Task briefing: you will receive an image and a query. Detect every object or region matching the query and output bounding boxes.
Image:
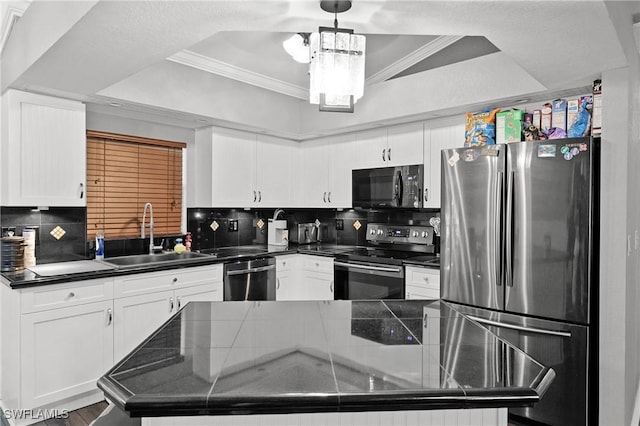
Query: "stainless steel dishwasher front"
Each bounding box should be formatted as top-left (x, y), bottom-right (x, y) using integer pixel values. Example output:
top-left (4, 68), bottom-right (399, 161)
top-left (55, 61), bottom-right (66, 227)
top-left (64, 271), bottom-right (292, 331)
top-left (223, 257), bottom-right (276, 301)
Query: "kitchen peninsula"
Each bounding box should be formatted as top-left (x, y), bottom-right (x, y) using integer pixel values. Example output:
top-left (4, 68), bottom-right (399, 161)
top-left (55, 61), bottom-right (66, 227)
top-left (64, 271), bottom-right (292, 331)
top-left (97, 300), bottom-right (554, 426)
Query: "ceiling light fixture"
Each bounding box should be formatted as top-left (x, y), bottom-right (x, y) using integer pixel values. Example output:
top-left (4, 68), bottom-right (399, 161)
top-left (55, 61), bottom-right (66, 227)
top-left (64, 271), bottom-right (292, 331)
top-left (283, 33), bottom-right (310, 63)
top-left (310, 0), bottom-right (365, 113)
top-left (283, 0), bottom-right (365, 113)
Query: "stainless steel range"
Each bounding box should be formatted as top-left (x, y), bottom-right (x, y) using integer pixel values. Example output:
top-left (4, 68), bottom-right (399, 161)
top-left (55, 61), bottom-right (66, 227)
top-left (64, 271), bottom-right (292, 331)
top-left (334, 223), bottom-right (436, 300)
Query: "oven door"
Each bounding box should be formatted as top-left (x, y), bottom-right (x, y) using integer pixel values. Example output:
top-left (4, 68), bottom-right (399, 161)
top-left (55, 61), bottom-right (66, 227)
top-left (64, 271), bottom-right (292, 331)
top-left (334, 261), bottom-right (405, 300)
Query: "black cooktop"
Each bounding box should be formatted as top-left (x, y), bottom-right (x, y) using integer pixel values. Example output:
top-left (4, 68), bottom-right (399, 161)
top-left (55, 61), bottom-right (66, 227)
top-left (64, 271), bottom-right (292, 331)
top-left (336, 247), bottom-right (438, 266)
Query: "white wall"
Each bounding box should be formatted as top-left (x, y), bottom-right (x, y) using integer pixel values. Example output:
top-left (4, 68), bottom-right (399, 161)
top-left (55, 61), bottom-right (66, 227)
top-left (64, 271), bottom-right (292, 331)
top-left (598, 2), bottom-right (640, 424)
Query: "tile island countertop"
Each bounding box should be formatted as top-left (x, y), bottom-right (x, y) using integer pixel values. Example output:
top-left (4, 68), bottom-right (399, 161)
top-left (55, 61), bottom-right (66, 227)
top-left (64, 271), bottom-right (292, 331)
top-left (97, 300), bottom-right (554, 421)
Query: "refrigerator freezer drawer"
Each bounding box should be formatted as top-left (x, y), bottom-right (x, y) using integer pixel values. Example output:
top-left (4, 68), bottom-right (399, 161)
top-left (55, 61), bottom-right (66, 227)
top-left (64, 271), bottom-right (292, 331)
top-left (452, 303), bottom-right (591, 426)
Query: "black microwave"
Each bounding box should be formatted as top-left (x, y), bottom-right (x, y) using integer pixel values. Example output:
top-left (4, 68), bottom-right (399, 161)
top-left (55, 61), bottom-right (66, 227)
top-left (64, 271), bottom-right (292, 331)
top-left (352, 165), bottom-right (423, 209)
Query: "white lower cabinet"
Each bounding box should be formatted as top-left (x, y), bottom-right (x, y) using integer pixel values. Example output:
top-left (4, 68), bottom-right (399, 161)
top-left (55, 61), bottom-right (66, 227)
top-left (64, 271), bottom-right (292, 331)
top-left (20, 300), bottom-right (114, 409)
top-left (113, 265), bottom-right (223, 360)
top-left (275, 255), bottom-right (301, 301)
top-left (299, 255), bottom-right (334, 301)
top-left (405, 266), bottom-right (440, 300)
top-left (1, 264), bottom-right (223, 425)
top-left (276, 254), bottom-right (334, 301)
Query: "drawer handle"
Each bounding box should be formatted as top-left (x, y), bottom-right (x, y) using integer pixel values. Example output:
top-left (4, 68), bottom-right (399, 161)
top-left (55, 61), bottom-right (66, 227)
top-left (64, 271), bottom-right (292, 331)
top-left (283, 261), bottom-right (287, 267)
top-left (106, 308), bottom-right (113, 326)
top-left (172, 277), bottom-right (178, 283)
top-left (315, 262), bottom-right (319, 267)
top-left (277, 278), bottom-right (280, 290)
top-left (68, 292), bottom-right (75, 298)
top-left (424, 277), bottom-right (429, 283)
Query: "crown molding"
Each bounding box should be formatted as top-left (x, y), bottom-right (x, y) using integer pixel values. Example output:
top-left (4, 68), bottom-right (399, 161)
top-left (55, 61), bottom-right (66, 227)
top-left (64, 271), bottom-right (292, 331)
top-left (366, 35), bottom-right (464, 85)
top-left (1, 2), bottom-right (30, 54)
top-left (167, 50), bottom-right (309, 101)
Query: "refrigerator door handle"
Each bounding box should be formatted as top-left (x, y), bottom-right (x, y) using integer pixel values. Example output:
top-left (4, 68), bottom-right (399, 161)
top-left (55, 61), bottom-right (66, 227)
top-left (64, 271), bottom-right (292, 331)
top-left (496, 171), bottom-right (504, 287)
top-left (505, 171), bottom-right (515, 287)
top-left (467, 315), bottom-right (572, 338)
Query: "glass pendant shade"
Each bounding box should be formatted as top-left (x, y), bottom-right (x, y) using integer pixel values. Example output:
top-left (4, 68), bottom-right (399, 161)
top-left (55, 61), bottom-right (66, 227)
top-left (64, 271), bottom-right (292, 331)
top-left (309, 28), bottom-right (366, 111)
top-left (282, 33), bottom-right (309, 63)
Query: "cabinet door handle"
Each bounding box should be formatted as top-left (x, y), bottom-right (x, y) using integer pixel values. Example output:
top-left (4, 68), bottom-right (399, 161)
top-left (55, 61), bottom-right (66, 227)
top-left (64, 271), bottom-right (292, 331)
top-left (258, 191), bottom-right (262, 202)
top-left (424, 276), bottom-right (429, 283)
top-left (177, 296), bottom-right (181, 310)
top-left (387, 148), bottom-right (391, 162)
top-left (327, 192), bottom-right (331, 203)
top-left (79, 183), bottom-right (84, 199)
top-left (253, 190), bottom-right (257, 202)
top-left (423, 313), bottom-right (428, 329)
top-left (382, 148), bottom-right (386, 161)
top-left (323, 191), bottom-right (327, 203)
top-left (330, 280), bottom-right (334, 293)
top-left (68, 292), bottom-right (75, 298)
top-left (424, 188), bottom-right (428, 202)
top-left (277, 278), bottom-right (280, 290)
top-left (169, 297), bottom-right (174, 312)
top-left (106, 308), bottom-right (113, 326)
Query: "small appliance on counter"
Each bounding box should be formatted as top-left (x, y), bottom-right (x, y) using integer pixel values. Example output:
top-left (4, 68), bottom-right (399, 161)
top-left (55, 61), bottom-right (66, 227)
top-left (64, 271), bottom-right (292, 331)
top-left (267, 209), bottom-right (288, 247)
top-left (267, 220), bottom-right (288, 246)
top-left (289, 222), bottom-right (324, 244)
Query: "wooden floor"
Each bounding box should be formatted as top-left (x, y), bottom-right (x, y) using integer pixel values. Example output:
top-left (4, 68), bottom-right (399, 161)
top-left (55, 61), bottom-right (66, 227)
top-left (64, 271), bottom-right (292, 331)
top-left (31, 401), bottom-right (108, 426)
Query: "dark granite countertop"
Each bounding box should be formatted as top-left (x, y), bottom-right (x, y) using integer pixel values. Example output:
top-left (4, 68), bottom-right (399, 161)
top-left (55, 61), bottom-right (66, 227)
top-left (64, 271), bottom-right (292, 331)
top-left (97, 300), bottom-right (554, 417)
top-left (1, 244), bottom-right (438, 289)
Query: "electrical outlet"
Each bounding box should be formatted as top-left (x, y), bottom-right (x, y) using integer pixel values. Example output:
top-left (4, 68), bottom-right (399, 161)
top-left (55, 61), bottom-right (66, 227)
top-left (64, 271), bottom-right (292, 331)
top-left (228, 220), bottom-right (238, 232)
top-left (335, 219), bottom-right (344, 231)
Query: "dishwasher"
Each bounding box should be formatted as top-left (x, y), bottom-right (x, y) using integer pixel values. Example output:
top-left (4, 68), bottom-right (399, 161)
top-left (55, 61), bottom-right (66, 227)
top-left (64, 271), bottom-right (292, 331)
top-left (223, 257), bottom-right (276, 301)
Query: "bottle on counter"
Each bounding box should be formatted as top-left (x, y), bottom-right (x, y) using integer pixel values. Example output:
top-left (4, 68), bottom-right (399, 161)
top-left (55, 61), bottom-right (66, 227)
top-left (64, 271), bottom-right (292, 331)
top-left (174, 238), bottom-right (186, 253)
top-left (95, 233), bottom-right (105, 260)
top-left (185, 232), bottom-right (192, 252)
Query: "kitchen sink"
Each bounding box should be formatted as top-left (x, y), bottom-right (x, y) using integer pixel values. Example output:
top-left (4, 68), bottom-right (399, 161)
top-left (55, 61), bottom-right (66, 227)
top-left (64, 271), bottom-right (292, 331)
top-left (102, 251), bottom-right (210, 269)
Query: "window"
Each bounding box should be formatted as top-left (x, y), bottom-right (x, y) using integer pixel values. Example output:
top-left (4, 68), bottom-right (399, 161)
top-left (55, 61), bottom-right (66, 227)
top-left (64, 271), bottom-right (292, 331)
top-left (86, 130), bottom-right (185, 240)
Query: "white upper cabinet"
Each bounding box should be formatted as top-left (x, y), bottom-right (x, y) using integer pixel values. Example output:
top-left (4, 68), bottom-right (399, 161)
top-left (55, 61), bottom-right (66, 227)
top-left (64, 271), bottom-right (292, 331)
top-left (256, 134), bottom-right (294, 207)
top-left (208, 127), bottom-right (295, 208)
top-left (354, 122), bottom-right (423, 169)
top-left (386, 122), bottom-right (424, 166)
top-left (297, 133), bottom-right (355, 208)
top-left (423, 123), bottom-right (465, 208)
top-left (1, 90), bottom-right (86, 206)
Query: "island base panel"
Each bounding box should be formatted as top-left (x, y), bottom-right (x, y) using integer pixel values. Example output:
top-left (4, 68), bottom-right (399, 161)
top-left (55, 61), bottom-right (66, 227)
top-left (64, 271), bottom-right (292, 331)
top-left (141, 408), bottom-right (508, 426)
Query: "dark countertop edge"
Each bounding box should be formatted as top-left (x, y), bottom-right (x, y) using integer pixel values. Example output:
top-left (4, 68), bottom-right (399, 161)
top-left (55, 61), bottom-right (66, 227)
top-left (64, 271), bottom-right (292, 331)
top-left (108, 389), bottom-right (540, 418)
top-left (3, 245), bottom-right (440, 289)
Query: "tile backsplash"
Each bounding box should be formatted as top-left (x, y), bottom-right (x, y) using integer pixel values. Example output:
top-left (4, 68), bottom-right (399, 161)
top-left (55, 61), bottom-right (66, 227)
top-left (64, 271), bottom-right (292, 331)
top-left (1, 207), bottom-right (87, 263)
top-left (1, 206), bottom-right (440, 264)
top-left (187, 208), bottom-right (440, 251)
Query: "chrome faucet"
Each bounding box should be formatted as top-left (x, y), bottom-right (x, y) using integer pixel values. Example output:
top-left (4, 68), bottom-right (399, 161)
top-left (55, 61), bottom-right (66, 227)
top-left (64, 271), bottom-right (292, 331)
top-left (141, 203), bottom-right (161, 254)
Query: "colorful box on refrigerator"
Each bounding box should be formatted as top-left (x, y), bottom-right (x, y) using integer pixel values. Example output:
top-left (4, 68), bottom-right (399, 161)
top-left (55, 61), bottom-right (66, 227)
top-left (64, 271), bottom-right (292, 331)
top-left (496, 109), bottom-right (524, 143)
top-left (551, 99), bottom-right (568, 131)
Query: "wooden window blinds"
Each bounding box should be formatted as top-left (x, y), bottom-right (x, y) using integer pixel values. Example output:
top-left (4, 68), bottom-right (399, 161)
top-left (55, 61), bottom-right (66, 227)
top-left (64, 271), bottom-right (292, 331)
top-left (86, 130), bottom-right (186, 240)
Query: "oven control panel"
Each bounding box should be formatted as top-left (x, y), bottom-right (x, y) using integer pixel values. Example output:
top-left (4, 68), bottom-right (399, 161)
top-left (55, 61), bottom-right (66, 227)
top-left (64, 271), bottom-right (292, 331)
top-left (366, 224), bottom-right (434, 245)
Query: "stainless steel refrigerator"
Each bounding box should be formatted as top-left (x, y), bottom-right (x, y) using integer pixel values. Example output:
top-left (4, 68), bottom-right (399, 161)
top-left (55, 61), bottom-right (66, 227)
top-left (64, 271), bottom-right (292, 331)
top-left (441, 137), bottom-right (598, 426)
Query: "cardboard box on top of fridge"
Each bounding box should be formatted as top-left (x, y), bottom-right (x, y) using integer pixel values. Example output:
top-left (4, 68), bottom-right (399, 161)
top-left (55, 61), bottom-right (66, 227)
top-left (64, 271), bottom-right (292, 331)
top-left (496, 109), bottom-right (524, 144)
top-left (551, 99), bottom-right (568, 131)
top-left (540, 103), bottom-right (552, 134)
